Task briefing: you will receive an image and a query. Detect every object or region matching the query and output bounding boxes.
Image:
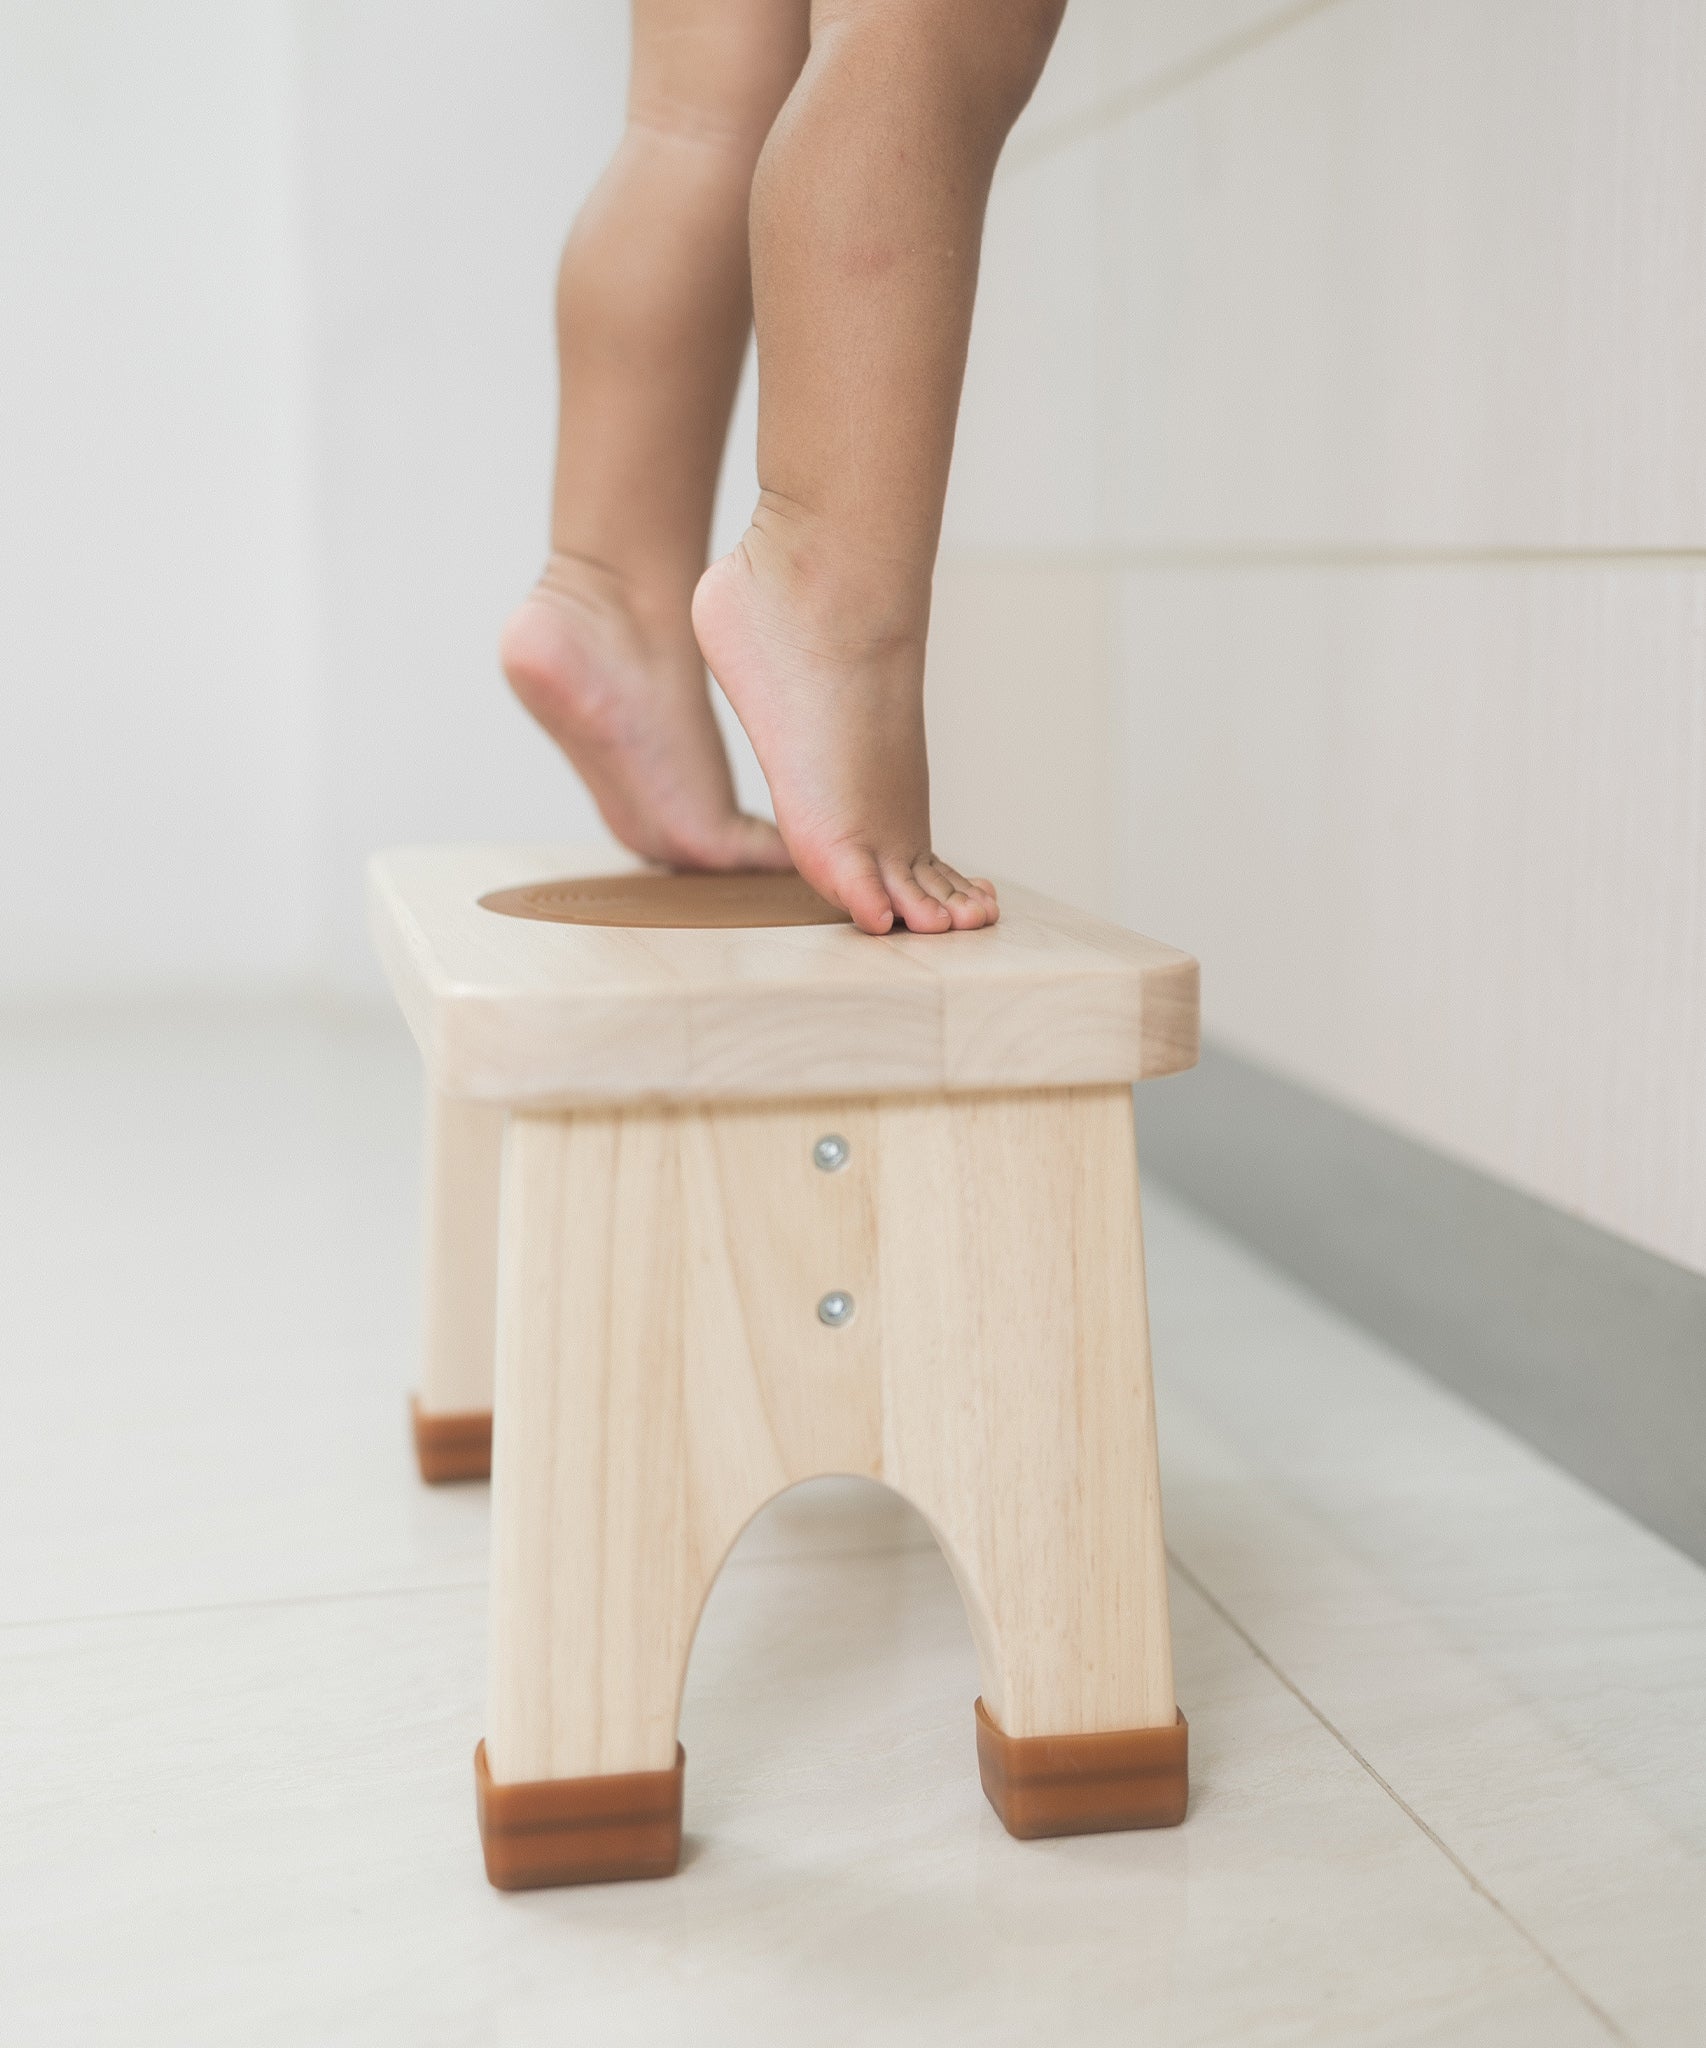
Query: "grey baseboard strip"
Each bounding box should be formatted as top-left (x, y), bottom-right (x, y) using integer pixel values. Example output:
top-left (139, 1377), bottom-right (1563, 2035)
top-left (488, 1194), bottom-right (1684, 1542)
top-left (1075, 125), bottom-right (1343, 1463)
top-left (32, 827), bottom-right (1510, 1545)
top-left (1134, 1044), bottom-right (1706, 1567)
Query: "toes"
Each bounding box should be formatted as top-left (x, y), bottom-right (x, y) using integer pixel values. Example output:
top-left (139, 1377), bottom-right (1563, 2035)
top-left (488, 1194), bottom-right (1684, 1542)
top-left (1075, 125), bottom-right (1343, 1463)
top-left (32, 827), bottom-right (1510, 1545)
top-left (881, 857), bottom-right (953, 934)
top-left (912, 859), bottom-right (957, 908)
top-left (967, 883), bottom-right (998, 927)
top-left (782, 844), bottom-right (997, 937)
top-left (951, 864), bottom-right (1000, 927)
top-left (919, 857), bottom-right (995, 931)
top-left (940, 862), bottom-right (995, 904)
top-left (935, 859), bottom-right (998, 907)
top-left (827, 849), bottom-right (898, 936)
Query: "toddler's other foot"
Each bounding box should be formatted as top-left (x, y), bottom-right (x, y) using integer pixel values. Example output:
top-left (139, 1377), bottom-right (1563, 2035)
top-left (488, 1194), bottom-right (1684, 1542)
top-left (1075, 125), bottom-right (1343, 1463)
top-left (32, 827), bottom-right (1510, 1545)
top-left (501, 553), bottom-right (790, 872)
top-left (691, 516), bottom-right (998, 936)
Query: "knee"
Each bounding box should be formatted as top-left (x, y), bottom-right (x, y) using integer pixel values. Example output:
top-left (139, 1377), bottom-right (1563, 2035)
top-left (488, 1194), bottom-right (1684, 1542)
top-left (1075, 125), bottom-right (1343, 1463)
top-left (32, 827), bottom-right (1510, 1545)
top-left (627, 16), bottom-right (807, 169)
top-left (625, 87), bottom-right (783, 172)
top-left (838, 0), bottom-right (1067, 140)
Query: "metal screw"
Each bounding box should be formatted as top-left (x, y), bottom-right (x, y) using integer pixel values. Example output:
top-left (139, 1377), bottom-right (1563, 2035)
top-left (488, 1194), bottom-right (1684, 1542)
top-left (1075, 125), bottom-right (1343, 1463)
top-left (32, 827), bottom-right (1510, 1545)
top-left (813, 1133), bottom-right (850, 1173)
top-left (817, 1290), bottom-right (855, 1328)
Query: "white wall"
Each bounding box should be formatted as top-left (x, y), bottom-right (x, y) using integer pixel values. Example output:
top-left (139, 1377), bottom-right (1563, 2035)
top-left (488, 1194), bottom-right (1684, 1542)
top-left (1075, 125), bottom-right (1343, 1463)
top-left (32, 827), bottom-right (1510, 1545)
top-left (0, 1), bottom-right (318, 993)
top-left (291, 0), bottom-right (622, 988)
top-left (930, 0), bottom-right (1706, 1276)
top-left (0, 2), bottom-right (762, 996)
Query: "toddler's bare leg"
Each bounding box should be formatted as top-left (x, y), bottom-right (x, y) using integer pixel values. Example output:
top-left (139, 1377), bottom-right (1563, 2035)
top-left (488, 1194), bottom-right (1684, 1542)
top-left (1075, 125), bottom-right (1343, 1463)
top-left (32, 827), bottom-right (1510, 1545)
top-left (503, 0), bottom-right (808, 870)
top-left (694, 0), bottom-right (1065, 932)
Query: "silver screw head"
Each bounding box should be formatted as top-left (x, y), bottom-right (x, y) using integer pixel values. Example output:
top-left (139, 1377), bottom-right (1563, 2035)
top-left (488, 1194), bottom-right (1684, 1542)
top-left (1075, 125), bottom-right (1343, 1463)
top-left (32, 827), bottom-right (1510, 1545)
top-left (813, 1133), bottom-right (850, 1173)
top-left (817, 1290), bottom-right (855, 1328)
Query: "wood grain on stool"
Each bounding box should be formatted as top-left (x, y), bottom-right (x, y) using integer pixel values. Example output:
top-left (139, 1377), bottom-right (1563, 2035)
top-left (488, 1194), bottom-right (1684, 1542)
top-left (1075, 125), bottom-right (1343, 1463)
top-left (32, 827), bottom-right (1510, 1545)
top-left (368, 844), bottom-right (1198, 1109)
top-left (485, 1085), bottom-right (1174, 1784)
top-left (413, 1090), bottom-right (504, 1479)
top-left (367, 843), bottom-right (1198, 1883)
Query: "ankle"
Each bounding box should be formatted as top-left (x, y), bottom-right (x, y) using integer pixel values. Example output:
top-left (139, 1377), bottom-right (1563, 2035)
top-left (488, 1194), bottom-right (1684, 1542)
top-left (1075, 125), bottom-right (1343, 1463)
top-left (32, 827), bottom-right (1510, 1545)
top-left (737, 493), bottom-right (932, 658)
top-left (534, 548), bottom-right (628, 616)
top-left (533, 548), bottom-right (698, 660)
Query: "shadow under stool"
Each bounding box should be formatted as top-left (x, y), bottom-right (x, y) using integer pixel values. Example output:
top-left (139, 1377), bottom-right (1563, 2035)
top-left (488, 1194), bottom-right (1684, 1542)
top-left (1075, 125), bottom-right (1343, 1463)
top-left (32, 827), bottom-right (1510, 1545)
top-left (369, 846), bottom-right (1200, 1888)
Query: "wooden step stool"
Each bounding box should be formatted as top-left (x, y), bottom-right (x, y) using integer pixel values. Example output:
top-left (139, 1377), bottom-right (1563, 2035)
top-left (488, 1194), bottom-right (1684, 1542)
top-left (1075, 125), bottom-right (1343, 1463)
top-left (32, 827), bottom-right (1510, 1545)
top-left (369, 845), bottom-right (1200, 1888)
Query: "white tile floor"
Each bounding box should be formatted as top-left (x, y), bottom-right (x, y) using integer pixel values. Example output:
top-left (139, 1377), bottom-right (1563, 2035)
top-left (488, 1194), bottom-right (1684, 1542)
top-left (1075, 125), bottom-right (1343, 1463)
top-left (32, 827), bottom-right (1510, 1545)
top-left (2, 1007), bottom-right (1702, 2046)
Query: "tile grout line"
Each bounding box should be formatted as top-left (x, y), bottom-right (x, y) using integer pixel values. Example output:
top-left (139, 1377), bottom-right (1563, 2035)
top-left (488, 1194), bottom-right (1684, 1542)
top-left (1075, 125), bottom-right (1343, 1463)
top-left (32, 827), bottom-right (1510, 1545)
top-left (1004, 0), bottom-right (1357, 172)
top-left (1167, 1550), bottom-right (1634, 2047)
top-left (0, 1538), bottom-right (938, 1638)
top-left (940, 544), bottom-right (1706, 573)
top-left (0, 1576), bottom-right (491, 1637)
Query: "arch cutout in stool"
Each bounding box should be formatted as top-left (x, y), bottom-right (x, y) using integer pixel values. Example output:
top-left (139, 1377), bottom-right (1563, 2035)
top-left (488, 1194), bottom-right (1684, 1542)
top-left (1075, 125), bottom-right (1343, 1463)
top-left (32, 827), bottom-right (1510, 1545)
top-left (475, 1464), bottom-right (1188, 1890)
top-left (474, 1088), bottom-right (1184, 1886)
top-left (479, 868), bottom-right (852, 930)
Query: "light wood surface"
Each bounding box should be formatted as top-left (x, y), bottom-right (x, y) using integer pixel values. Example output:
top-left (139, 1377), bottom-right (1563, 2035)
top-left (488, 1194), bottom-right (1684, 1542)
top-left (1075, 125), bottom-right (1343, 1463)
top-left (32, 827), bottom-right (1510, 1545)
top-left (368, 844), bottom-right (1198, 1109)
top-left (418, 1090), bottom-right (505, 1417)
top-left (485, 1083), bottom-right (1175, 1783)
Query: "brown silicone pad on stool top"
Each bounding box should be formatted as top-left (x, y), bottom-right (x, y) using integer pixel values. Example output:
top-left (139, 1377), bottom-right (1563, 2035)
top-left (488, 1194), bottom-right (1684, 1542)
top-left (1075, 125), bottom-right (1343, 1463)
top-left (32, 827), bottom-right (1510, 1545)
top-left (974, 1698), bottom-right (1188, 1838)
top-left (479, 869), bottom-right (851, 930)
top-left (474, 1740), bottom-right (685, 1890)
top-left (410, 1399), bottom-right (492, 1484)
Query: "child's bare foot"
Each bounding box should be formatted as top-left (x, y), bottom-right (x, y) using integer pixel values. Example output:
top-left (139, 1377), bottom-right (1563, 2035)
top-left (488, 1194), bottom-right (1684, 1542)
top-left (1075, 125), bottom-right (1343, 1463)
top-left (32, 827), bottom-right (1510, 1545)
top-left (691, 511), bottom-right (998, 936)
top-left (501, 552), bottom-right (790, 872)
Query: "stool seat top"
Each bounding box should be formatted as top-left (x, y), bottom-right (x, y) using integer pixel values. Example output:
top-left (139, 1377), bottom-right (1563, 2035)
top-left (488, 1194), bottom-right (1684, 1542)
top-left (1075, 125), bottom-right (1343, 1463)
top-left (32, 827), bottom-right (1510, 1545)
top-left (369, 844), bottom-right (1199, 1107)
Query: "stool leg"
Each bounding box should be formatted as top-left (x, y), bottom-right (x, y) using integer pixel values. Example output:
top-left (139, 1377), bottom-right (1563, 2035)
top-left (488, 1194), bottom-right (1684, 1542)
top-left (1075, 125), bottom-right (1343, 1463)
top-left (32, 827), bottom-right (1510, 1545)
top-left (479, 1106), bottom-right (718, 1888)
top-left (878, 1085), bottom-right (1186, 1837)
top-left (411, 1091), bottom-right (504, 1482)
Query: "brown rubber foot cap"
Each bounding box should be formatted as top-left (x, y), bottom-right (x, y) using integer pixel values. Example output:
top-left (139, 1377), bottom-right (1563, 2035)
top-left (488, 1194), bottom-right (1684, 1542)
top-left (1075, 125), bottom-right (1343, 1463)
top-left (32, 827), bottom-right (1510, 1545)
top-left (474, 1740), bottom-right (685, 1889)
top-left (975, 1698), bottom-right (1188, 1838)
top-left (410, 1398), bottom-right (492, 1484)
